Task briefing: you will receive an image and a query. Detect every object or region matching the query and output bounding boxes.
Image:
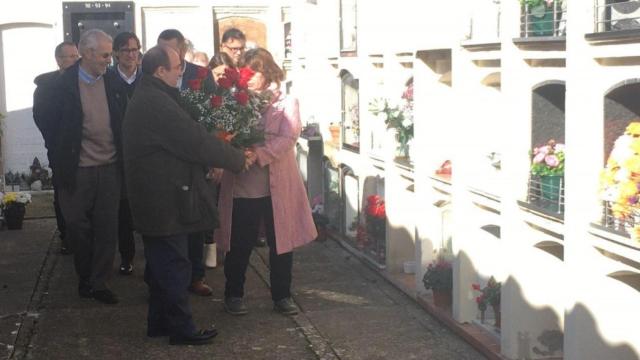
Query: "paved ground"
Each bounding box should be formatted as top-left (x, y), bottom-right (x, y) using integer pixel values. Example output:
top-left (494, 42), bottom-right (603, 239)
top-left (1, 217), bottom-right (486, 360)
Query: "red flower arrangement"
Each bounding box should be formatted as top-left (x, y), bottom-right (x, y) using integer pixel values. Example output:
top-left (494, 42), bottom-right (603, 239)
top-left (366, 195), bottom-right (386, 219)
top-left (179, 66), bottom-right (270, 147)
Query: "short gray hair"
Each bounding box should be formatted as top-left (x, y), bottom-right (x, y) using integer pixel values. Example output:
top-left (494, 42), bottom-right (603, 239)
top-left (78, 29), bottom-right (112, 54)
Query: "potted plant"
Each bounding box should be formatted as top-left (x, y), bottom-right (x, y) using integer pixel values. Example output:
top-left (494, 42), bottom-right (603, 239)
top-left (531, 139), bottom-right (564, 201)
top-left (422, 256), bottom-right (453, 308)
top-left (472, 276), bottom-right (501, 328)
top-left (520, 0), bottom-right (558, 36)
top-left (328, 122), bottom-right (341, 144)
top-left (1, 191), bottom-right (32, 230)
top-left (365, 195), bottom-right (386, 262)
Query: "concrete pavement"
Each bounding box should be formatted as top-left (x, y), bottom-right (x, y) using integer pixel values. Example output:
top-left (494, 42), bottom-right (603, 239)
top-left (1, 218), bottom-right (486, 360)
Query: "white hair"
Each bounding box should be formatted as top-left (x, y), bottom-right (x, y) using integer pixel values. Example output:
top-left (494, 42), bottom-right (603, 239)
top-left (78, 29), bottom-right (112, 55)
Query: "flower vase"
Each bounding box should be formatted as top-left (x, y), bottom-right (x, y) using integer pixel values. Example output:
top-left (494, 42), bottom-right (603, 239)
top-left (540, 175), bottom-right (562, 201)
top-left (5, 203), bottom-right (26, 230)
top-left (480, 310), bottom-right (486, 324)
top-left (492, 304), bottom-right (501, 329)
top-left (432, 289), bottom-right (452, 309)
top-left (328, 125), bottom-right (340, 144)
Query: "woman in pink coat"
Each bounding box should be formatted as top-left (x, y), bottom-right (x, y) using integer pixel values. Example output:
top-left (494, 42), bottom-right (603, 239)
top-left (215, 48), bottom-right (317, 316)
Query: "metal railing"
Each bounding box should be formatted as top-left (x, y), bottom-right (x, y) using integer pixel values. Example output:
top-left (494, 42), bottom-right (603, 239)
top-left (601, 200), bottom-right (640, 238)
top-left (520, 1), bottom-right (567, 37)
top-left (526, 175), bottom-right (565, 215)
top-left (594, 0), bottom-right (640, 33)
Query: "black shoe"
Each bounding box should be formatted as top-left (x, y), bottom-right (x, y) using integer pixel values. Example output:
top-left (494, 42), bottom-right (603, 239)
top-left (169, 328), bottom-right (218, 346)
top-left (78, 283), bottom-right (93, 298)
top-left (224, 297), bottom-right (248, 315)
top-left (119, 262), bottom-right (134, 276)
top-left (92, 289), bottom-right (119, 304)
top-left (274, 297), bottom-right (298, 315)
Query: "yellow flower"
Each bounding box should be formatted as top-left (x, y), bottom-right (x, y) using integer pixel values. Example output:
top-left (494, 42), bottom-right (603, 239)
top-left (612, 202), bottom-right (630, 218)
top-left (3, 192), bottom-right (17, 204)
top-left (625, 122), bottom-right (640, 136)
top-left (619, 181), bottom-right (638, 200)
top-left (632, 139), bottom-right (640, 154)
top-left (624, 155), bottom-right (640, 173)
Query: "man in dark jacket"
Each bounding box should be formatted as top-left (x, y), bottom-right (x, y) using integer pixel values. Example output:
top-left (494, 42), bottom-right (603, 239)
top-left (50, 29), bottom-right (127, 305)
top-left (123, 45), bottom-right (249, 345)
top-left (32, 41), bottom-right (79, 254)
top-left (106, 31), bottom-right (143, 276)
top-left (157, 29), bottom-right (217, 296)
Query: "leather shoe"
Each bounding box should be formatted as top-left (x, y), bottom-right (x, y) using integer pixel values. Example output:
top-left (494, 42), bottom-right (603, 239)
top-left (189, 280), bottom-right (213, 296)
top-left (92, 289), bottom-right (119, 304)
top-left (224, 297), bottom-right (248, 315)
top-left (169, 328), bottom-right (218, 346)
top-left (274, 297), bottom-right (298, 315)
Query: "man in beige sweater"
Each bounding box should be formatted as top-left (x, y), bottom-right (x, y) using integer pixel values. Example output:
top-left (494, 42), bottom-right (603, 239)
top-left (49, 29), bottom-right (127, 305)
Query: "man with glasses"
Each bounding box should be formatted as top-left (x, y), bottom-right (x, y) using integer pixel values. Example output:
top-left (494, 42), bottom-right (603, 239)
top-left (156, 29), bottom-right (218, 297)
top-left (219, 28), bottom-right (246, 66)
top-left (107, 32), bottom-right (142, 277)
top-left (33, 41), bottom-right (80, 255)
top-left (50, 29), bottom-right (127, 305)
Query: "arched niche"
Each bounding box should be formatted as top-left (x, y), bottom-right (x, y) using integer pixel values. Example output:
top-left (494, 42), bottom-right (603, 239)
top-left (531, 81), bottom-right (566, 148)
top-left (603, 79), bottom-right (640, 162)
top-left (341, 165), bottom-right (359, 239)
top-left (322, 158), bottom-right (341, 232)
top-left (340, 70), bottom-right (360, 152)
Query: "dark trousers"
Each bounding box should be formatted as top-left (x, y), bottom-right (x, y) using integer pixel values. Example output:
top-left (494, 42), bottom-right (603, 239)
top-left (224, 197), bottom-right (293, 301)
top-left (143, 234), bottom-right (196, 337)
top-left (52, 183), bottom-right (67, 247)
top-left (58, 164), bottom-right (120, 291)
top-left (188, 232), bottom-right (205, 281)
top-left (118, 198), bottom-right (135, 263)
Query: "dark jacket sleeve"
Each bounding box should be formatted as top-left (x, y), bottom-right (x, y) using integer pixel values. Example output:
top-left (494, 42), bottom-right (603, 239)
top-left (32, 72), bottom-right (59, 150)
top-left (147, 96), bottom-right (245, 173)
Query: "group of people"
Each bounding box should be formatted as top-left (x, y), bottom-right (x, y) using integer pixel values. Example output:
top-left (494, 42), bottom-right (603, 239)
top-left (32, 27), bottom-right (317, 346)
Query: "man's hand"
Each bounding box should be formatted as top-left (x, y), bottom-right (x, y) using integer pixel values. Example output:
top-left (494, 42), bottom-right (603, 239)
top-left (244, 149), bottom-right (257, 170)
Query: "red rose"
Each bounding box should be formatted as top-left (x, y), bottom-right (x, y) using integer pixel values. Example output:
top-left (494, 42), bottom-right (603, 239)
top-left (237, 67), bottom-right (254, 89)
top-left (375, 203), bottom-right (386, 218)
top-left (187, 79), bottom-right (201, 91)
top-left (235, 90), bottom-right (249, 106)
top-left (196, 66), bottom-right (209, 79)
top-left (210, 95), bottom-right (223, 108)
top-left (472, 284), bottom-right (481, 291)
top-left (224, 67), bottom-right (239, 83)
top-left (218, 76), bottom-right (233, 89)
top-left (216, 131), bottom-right (234, 143)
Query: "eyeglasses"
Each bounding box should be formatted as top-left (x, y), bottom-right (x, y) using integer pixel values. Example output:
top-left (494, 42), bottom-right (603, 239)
top-left (91, 49), bottom-right (112, 59)
top-left (118, 47), bottom-right (140, 54)
top-left (223, 44), bottom-right (245, 53)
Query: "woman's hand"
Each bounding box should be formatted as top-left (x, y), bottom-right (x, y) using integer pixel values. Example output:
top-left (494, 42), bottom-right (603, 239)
top-left (244, 148), bottom-right (257, 170)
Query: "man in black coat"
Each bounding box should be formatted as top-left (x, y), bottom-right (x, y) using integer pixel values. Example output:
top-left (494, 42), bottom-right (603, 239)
top-left (50, 29), bottom-right (127, 305)
top-left (106, 31), bottom-right (143, 276)
top-left (32, 41), bottom-right (79, 254)
top-left (157, 29), bottom-right (217, 296)
top-left (122, 45), bottom-right (250, 345)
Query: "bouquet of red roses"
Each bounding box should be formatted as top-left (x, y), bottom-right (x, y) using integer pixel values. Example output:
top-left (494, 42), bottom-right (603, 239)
top-left (179, 66), bottom-right (268, 147)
